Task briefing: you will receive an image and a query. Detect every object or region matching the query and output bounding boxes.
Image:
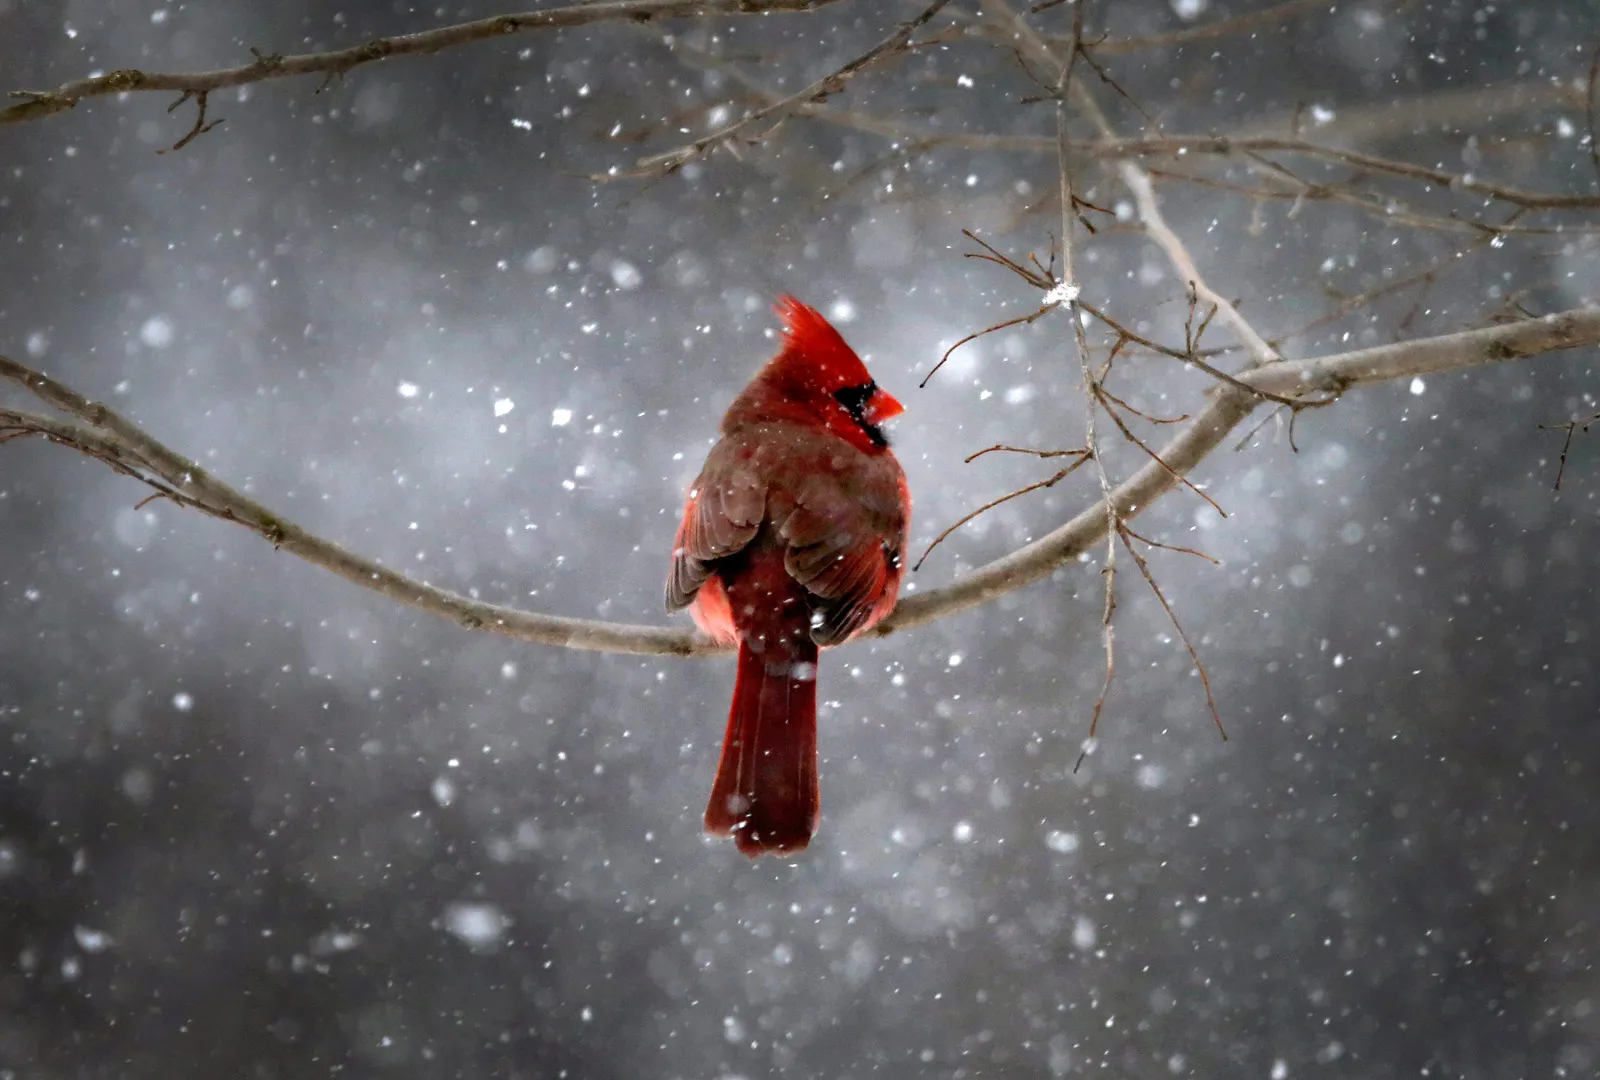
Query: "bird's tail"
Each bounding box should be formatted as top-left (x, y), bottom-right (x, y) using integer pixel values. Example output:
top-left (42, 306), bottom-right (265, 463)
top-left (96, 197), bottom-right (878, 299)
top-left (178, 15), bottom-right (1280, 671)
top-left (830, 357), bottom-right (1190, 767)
top-left (704, 634), bottom-right (819, 857)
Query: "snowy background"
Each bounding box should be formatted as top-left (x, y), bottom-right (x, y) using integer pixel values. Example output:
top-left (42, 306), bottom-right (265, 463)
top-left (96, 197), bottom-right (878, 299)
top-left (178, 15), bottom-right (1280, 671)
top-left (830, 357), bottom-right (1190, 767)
top-left (2, 0), bottom-right (1599, 1076)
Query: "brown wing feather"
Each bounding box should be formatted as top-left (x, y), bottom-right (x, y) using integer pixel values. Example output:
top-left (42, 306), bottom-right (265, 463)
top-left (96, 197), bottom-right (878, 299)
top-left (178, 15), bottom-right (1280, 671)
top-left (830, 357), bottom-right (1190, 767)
top-left (776, 471), bottom-right (902, 647)
top-left (668, 424), bottom-right (908, 647)
top-left (665, 444), bottom-right (765, 612)
top-left (807, 549), bottom-right (891, 645)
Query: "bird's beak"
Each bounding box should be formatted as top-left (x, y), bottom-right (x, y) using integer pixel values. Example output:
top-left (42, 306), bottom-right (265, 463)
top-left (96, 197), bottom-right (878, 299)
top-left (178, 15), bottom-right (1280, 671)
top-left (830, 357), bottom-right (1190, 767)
top-left (863, 387), bottom-right (904, 425)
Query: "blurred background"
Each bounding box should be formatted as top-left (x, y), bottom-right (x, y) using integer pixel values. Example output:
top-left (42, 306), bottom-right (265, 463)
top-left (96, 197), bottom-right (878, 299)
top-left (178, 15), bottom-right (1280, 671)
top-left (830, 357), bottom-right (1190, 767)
top-left (2, 0), bottom-right (1598, 1076)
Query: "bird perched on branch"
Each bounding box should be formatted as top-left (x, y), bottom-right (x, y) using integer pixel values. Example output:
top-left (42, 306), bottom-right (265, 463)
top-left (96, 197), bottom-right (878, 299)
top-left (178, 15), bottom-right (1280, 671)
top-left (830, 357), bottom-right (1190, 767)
top-left (667, 297), bottom-right (911, 857)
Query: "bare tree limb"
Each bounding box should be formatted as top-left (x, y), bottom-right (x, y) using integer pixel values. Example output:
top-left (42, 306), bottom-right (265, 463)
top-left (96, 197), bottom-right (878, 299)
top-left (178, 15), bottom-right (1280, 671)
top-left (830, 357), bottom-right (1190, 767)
top-left (1245, 309), bottom-right (1600, 396)
top-left (1118, 160), bottom-right (1281, 365)
top-left (617, 0), bottom-right (952, 177)
top-left (1543, 411), bottom-right (1600, 491)
top-left (976, 0), bottom-right (1286, 370)
top-left (156, 90), bottom-right (225, 153)
top-left (1143, 161), bottom-right (1598, 239)
top-left (1079, 0), bottom-right (1342, 55)
top-left (0, 358), bottom-right (716, 658)
top-left (1588, 40), bottom-right (1600, 188)
top-left (5, 310), bottom-right (1598, 656)
top-left (873, 307), bottom-right (1600, 637)
top-left (1043, 0), bottom-right (1121, 749)
top-left (910, 451), bottom-right (1088, 572)
top-left (651, 27), bottom-right (1595, 216)
top-left (1111, 136), bottom-right (1600, 211)
top-left (1, 0), bottom-right (849, 128)
top-left (770, 77), bottom-right (1584, 170)
top-left (1239, 78), bottom-right (1581, 143)
top-left (981, 0), bottom-right (1241, 748)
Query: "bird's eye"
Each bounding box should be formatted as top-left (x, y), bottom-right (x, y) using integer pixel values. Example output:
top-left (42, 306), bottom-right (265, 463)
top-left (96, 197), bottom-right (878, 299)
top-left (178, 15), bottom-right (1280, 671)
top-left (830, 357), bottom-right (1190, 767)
top-left (832, 381), bottom-right (888, 448)
top-left (832, 382), bottom-right (876, 418)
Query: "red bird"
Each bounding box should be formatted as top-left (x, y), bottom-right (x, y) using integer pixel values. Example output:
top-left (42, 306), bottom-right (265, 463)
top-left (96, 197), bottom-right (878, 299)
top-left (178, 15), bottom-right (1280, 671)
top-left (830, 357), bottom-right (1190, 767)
top-left (667, 297), bottom-right (911, 857)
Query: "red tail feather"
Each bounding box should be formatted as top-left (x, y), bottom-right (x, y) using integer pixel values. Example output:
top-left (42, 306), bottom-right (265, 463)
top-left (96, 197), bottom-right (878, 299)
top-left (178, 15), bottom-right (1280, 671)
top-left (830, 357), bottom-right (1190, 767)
top-left (704, 634), bottom-right (820, 857)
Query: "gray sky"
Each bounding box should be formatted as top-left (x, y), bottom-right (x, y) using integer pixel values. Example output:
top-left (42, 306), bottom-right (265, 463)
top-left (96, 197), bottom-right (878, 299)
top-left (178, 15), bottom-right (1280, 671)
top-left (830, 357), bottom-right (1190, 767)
top-left (2, 1), bottom-right (1598, 1076)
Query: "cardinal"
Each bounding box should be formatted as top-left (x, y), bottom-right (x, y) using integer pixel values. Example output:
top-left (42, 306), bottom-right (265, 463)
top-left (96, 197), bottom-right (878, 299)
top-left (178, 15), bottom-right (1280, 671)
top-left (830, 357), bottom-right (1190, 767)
top-left (667, 297), bottom-right (910, 857)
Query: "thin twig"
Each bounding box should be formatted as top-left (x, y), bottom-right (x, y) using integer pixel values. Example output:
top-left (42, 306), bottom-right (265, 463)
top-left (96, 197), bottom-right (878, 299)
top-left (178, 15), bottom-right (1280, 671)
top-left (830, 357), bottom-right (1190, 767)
top-left (156, 89), bottom-right (224, 153)
top-left (965, 443), bottom-right (1088, 463)
top-left (962, 229), bottom-right (1053, 289)
top-left (1120, 162), bottom-right (1280, 367)
top-left (1542, 412), bottom-right (1600, 491)
top-left (1073, 37), bottom-right (1158, 133)
top-left (1093, 384), bottom-right (1188, 425)
top-left (1081, 301), bottom-right (1298, 404)
top-left (1219, 150), bottom-right (1593, 237)
top-left (911, 456), bottom-right (1089, 571)
top-left (923, 304), bottom-right (1053, 388)
top-left (1269, 239), bottom-right (1494, 349)
top-left (1231, 406), bottom-right (1287, 453)
top-left (1162, 175), bottom-right (1600, 240)
top-left (1095, 387), bottom-right (1226, 517)
top-left (1588, 41), bottom-right (1600, 189)
top-left (1118, 525), bottom-right (1226, 739)
top-left (1037, 0), bottom-right (1127, 763)
top-left (1, 0), bottom-right (849, 127)
top-left (621, 0), bottom-right (952, 177)
top-left (1109, 136), bottom-right (1600, 212)
top-left (1120, 522), bottom-right (1219, 565)
top-left (1076, 0), bottom-right (1332, 55)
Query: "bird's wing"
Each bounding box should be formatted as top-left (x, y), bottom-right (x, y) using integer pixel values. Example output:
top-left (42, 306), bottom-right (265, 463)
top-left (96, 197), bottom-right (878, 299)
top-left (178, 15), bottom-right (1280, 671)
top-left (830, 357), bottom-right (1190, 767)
top-left (778, 468), bottom-right (904, 647)
top-left (665, 441), bottom-right (765, 612)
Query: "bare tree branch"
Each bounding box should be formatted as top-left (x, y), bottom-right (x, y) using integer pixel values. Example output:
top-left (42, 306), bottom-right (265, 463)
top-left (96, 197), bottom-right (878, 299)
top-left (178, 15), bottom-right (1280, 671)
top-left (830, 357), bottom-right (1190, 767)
top-left (5, 311), bottom-right (1598, 656)
top-left (1043, 0), bottom-right (1123, 750)
top-left (977, 0), bottom-right (1285, 369)
top-left (1119, 159), bottom-right (1282, 364)
top-left (1239, 78), bottom-right (1582, 143)
top-left (763, 76), bottom-right (1584, 169)
top-left (1, 0), bottom-right (849, 128)
top-left (1079, 0), bottom-right (1344, 55)
top-left (1143, 161), bottom-right (1597, 239)
top-left (0, 358), bottom-right (716, 658)
top-left (616, 0), bottom-right (952, 177)
top-left (979, 0), bottom-right (1247, 747)
top-left (1544, 411), bottom-right (1600, 491)
top-left (1111, 136), bottom-right (1600, 211)
top-left (650, 21), bottom-right (1594, 219)
top-left (910, 451), bottom-right (1088, 572)
top-left (1588, 40), bottom-right (1600, 187)
top-left (873, 307), bottom-right (1600, 637)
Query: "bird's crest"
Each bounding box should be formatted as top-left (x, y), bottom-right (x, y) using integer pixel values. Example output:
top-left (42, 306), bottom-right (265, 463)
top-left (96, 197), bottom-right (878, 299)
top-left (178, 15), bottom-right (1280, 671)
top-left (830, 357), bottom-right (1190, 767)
top-left (772, 296), bottom-right (873, 388)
